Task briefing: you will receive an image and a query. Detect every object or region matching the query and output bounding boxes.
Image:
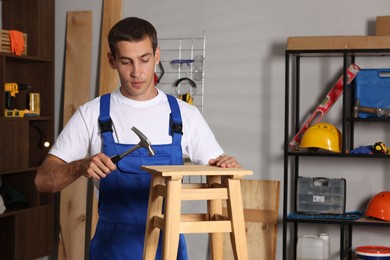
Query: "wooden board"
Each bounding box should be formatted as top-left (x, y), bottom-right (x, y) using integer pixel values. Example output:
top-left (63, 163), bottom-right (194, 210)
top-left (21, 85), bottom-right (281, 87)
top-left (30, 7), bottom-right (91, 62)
top-left (89, 0), bottom-right (123, 240)
top-left (223, 180), bottom-right (280, 260)
top-left (58, 11), bottom-right (93, 260)
top-left (98, 0), bottom-right (122, 95)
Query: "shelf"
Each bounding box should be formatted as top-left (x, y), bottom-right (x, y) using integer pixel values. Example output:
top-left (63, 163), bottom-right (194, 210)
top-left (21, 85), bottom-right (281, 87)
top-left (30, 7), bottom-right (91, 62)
top-left (349, 117), bottom-right (390, 122)
top-left (286, 48), bottom-right (390, 57)
top-left (0, 0), bottom-right (56, 259)
top-left (287, 216), bottom-right (390, 226)
top-left (0, 204), bottom-right (51, 218)
top-left (283, 46), bottom-right (390, 260)
top-left (287, 151), bottom-right (390, 158)
top-left (0, 116), bottom-right (53, 122)
top-left (0, 167), bottom-right (38, 175)
top-left (0, 52), bottom-right (54, 62)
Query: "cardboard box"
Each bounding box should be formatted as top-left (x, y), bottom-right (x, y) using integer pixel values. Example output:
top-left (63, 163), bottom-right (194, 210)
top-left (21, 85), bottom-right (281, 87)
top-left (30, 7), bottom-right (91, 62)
top-left (376, 16), bottom-right (390, 36)
top-left (0, 29), bottom-right (27, 55)
top-left (287, 35), bottom-right (390, 50)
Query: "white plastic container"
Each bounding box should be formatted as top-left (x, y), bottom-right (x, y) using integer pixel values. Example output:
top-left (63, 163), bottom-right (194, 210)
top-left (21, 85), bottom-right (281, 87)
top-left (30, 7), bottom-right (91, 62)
top-left (297, 233), bottom-right (330, 260)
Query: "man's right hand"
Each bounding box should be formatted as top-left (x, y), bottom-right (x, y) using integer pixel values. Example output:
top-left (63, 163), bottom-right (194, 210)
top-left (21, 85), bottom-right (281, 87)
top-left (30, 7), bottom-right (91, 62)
top-left (82, 153), bottom-right (117, 179)
top-left (35, 153), bottom-right (117, 193)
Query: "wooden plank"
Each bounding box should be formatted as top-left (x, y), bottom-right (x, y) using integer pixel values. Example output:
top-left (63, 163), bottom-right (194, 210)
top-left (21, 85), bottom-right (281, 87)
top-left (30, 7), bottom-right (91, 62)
top-left (142, 165), bottom-right (253, 177)
top-left (98, 0), bottom-right (122, 95)
top-left (58, 11), bottom-right (92, 260)
top-left (223, 180), bottom-right (280, 260)
top-left (90, 0), bottom-right (123, 241)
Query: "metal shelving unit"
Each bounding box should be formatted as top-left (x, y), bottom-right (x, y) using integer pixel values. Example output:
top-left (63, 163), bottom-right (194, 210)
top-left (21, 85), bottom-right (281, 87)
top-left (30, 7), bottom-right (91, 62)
top-left (283, 48), bottom-right (390, 260)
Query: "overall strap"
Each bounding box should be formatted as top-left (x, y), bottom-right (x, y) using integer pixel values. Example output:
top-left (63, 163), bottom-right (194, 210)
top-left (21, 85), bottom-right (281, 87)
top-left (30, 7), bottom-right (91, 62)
top-left (167, 95), bottom-right (183, 145)
top-left (98, 93), bottom-right (115, 143)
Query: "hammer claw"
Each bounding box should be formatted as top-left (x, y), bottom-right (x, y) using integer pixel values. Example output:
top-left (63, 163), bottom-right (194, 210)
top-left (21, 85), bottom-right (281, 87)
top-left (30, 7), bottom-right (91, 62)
top-left (110, 126), bottom-right (155, 164)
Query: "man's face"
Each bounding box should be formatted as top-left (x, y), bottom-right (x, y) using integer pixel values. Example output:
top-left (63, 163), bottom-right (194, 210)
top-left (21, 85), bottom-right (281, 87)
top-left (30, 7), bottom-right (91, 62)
top-left (108, 37), bottom-right (160, 101)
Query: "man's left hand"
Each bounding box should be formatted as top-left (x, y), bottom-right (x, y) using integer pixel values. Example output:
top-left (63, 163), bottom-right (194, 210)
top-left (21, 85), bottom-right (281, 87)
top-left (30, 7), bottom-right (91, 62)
top-left (209, 155), bottom-right (241, 168)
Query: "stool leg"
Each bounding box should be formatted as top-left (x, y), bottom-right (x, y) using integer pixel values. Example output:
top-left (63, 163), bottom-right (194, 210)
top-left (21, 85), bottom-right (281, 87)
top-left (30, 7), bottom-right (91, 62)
top-left (227, 178), bottom-right (248, 260)
top-left (207, 176), bottom-right (224, 260)
top-left (143, 175), bottom-right (165, 260)
top-left (162, 177), bottom-right (182, 260)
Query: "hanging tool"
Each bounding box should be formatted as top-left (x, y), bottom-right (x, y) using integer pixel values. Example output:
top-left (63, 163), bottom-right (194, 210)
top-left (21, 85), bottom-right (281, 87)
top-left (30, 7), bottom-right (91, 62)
top-left (289, 64), bottom-right (360, 151)
top-left (173, 77), bottom-right (197, 105)
top-left (179, 93), bottom-right (193, 104)
top-left (154, 61), bottom-right (164, 84)
top-left (170, 59), bottom-right (194, 70)
top-left (110, 126), bottom-right (155, 164)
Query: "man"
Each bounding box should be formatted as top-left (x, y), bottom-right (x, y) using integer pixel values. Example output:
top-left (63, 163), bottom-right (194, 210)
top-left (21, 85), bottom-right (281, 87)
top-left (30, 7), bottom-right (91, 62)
top-left (35, 17), bottom-right (240, 259)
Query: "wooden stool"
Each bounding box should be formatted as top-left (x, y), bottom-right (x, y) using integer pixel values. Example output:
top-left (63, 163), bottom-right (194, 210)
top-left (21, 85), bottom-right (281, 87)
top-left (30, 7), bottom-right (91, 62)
top-left (141, 165), bottom-right (253, 260)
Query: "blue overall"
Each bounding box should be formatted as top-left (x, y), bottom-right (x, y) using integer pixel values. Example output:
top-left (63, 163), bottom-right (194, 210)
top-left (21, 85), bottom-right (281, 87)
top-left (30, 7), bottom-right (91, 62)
top-left (90, 94), bottom-right (188, 260)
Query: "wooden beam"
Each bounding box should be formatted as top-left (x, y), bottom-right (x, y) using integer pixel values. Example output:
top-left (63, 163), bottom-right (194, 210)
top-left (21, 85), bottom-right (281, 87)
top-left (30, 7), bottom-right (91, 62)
top-left (223, 180), bottom-right (280, 260)
top-left (98, 0), bottom-right (122, 95)
top-left (58, 11), bottom-right (92, 260)
top-left (90, 0), bottom-right (123, 241)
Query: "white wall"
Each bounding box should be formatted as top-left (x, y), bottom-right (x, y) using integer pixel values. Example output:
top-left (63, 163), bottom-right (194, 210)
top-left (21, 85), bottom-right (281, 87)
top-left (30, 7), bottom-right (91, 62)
top-left (55, 1), bottom-right (390, 259)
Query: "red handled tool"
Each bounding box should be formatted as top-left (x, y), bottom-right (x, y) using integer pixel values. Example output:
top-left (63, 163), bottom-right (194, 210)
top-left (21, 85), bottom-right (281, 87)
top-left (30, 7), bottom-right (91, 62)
top-left (289, 64), bottom-right (360, 151)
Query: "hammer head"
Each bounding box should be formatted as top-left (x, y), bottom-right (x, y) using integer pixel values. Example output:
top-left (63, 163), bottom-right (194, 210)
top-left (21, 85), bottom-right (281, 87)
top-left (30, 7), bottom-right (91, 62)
top-left (131, 126), bottom-right (155, 156)
top-left (353, 100), bottom-right (360, 118)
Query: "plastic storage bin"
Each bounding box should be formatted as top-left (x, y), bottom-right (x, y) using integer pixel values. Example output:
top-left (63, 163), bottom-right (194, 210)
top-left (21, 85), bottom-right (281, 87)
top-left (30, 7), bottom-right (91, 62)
top-left (355, 68), bottom-right (390, 118)
top-left (296, 177), bottom-right (346, 214)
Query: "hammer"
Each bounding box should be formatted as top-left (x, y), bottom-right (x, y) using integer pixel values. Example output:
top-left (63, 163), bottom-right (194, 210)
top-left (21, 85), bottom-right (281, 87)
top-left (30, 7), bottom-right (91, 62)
top-left (110, 126), bottom-right (155, 164)
top-left (354, 100), bottom-right (390, 118)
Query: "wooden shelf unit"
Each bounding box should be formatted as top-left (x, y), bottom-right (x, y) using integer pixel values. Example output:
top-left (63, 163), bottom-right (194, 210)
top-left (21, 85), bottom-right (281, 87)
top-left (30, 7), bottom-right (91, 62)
top-left (0, 0), bottom-right (56, 259)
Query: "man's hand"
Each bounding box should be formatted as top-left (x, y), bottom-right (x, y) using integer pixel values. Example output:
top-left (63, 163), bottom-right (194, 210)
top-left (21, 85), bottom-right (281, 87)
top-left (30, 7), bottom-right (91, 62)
top-left (35, 153), bottom-right (117, 193)
top-left (83, 153), bottom-right (117, 179)
top-left (209, 154), bottom-right (241, 168)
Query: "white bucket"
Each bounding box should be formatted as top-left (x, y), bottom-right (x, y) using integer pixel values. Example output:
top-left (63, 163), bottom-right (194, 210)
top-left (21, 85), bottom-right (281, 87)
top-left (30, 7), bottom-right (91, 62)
top-left (297, 233), bottom-right (330, 260)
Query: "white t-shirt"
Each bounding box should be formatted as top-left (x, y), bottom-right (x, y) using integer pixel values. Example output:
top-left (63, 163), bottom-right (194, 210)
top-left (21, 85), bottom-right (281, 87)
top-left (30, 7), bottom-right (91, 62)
top-left (49, 88), bottom-right (224, 167)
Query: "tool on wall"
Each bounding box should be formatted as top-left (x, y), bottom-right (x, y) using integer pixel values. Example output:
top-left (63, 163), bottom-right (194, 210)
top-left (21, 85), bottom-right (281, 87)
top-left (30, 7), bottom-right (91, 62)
top-left (170, 59), bottom-right (194, 70)
top-left (154, 61), bottom-right (164, 85)
top-left (289, 63), bottom-right (360, 151)
top-left (173, 77), bottom-right (197, 104)
top-left (192, 55), bottom-right (204, 81)
top-left (110, 126), bottom-right (155, 164)
top-left (169, 56), bottom-right (204, 81)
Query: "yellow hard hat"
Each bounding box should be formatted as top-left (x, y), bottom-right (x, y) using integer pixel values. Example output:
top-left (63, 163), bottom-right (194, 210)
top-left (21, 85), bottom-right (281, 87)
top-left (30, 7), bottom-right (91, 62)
top-left (299, 122), bottom-right (341, 153)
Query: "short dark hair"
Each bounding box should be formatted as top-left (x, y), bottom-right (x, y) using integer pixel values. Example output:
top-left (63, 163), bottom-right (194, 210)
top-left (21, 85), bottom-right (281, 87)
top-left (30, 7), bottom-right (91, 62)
top-left (108, 17), bottom-right (158, 57)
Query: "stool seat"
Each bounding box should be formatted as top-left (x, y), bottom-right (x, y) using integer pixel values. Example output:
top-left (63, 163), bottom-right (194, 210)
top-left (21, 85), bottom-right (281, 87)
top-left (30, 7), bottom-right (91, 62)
top-left (142, 165), bottom-right (252, 260)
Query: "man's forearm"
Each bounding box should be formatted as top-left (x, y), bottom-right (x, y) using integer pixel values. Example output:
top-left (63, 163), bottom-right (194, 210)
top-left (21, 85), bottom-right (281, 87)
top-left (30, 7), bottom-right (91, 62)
top-left (35, 154), bottom-right (86, 193)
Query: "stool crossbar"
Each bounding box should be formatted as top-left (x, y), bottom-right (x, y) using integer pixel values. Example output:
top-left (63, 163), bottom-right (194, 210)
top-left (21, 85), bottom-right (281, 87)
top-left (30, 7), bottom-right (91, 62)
top-left (141, 165), bottom-right (253, 260)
